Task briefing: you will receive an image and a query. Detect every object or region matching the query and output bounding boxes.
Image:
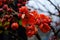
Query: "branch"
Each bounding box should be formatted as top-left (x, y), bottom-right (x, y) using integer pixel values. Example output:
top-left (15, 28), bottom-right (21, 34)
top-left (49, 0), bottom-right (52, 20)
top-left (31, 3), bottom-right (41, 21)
top-left (56, 29), bottom-right (60, 35)
top-left (35, 33), bottom-right (41, 40)
top-left (50, 25), bottom-right (56, 34)
top-left (34, 0), bottom-right (60, 17)
top-left (48, 0), bottom-right (60, 12)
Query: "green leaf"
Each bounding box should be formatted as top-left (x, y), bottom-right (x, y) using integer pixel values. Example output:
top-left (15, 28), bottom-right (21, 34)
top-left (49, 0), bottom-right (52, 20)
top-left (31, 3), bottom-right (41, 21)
top-left (0, 21), bottom-right (2, 27)
top-left (4, 21), bottom-right (10, 26)
top-left (19, 19), bottom-right (22, 25)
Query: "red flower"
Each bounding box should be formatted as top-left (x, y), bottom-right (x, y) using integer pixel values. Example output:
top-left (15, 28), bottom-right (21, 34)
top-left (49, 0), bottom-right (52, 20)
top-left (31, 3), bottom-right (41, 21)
top-left (27, 13), bottom-right (36, 25)
top-left (7, 8), bottom-right (12, 12)
top-left (36, 18), bottom-right (41, 25)
top-left (0, 1), bottom-right (2, 6)
top-left (0, 8), bottom-right (3, 12)
top-left (26, 25), bottom-right (37, 37)
top-left (19, 6), bottom-right (29, 14)
top-left (4, 14), bottom-right (10, 19)
top-left (39, 23), bottom-right (51, 33)
top-left (3, 4), bottom-right (8, 10)
top-left (31, 10), bottom-right (39, 19)
top-left (17, 3), bottom-right (21, 7)
top-left (26, 31), bottom-right (35, 37)
top-left (22, 18), bottom-right (27, 27)
top-left (26, 25), bottom-right (35, 31)
top-left (39, 14), bottom-right (51, 23)
top-left (18, 13), bottom-right (22, 18)
top-left (22, 13), bottom-right (36, 27)
top-left (11, 22), bottom-right (19, 30)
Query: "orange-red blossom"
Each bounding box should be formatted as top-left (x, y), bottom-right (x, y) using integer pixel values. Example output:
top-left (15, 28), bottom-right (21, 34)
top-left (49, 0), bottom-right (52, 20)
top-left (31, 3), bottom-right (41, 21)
top-left (18, 6), bottom-right (52, 37)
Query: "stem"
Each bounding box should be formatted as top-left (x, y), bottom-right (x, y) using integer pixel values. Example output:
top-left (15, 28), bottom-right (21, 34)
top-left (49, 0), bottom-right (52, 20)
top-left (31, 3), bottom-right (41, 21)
top-left (35, 33), bottom-right (41, 40)
top-left (56, 29), bottom-right (60, 35)
top-left (51, 26), bottom-right (55, 33)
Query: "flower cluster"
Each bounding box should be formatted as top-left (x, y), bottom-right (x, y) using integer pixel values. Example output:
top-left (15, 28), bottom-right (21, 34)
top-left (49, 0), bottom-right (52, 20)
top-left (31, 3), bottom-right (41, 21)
top-left (18, 6), bottom-right (52, 37)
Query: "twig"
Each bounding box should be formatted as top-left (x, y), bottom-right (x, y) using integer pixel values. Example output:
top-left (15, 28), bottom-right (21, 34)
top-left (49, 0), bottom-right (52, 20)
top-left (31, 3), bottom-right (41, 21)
top-left (35, 33), bottom-right (41, 40)
top-left (48, 0), bottom-right (60, 17)
top-left (34, 0), bottom-right (60, 17)
top-left (48, 0), bottom-right (60, 13)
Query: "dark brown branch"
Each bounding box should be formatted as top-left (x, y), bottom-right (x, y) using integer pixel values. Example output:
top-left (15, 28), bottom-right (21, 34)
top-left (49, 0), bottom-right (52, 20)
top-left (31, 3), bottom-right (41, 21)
top-left (48, 0), bottom-right (60, 12)
top-left (50, 25), bottom-right (56, 34)
top-left (35, 33), bottom-right (41, 40)
top-left (56, 29), bottom-right (60, 35)
top-left (34, 0), bottom-right (60, 17)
